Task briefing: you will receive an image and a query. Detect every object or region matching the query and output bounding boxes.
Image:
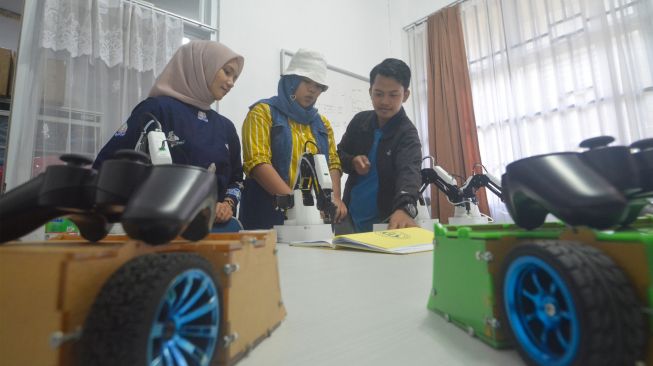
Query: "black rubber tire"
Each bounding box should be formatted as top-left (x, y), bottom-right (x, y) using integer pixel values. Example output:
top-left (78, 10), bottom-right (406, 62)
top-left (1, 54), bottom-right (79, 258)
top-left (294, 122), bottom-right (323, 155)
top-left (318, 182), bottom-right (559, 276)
top-left (571, 243), bottom-right (647, 365)
top-left (79, 252), bottom-right (221, 366)
top-left (500, 240), bottom-right (646, 366)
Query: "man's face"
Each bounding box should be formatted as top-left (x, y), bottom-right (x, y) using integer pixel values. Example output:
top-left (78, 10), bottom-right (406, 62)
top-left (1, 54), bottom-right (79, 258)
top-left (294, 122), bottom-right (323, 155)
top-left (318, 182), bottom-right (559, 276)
top-left (369, 74), bottom-right (410, 124)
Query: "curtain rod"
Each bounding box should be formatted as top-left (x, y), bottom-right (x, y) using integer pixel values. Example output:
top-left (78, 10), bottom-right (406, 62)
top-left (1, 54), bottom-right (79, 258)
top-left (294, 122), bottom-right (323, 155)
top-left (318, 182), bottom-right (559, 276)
top-left (125, 0), bottom-right (219, 33)
top-left (402, 0), bottom-right (468, 30)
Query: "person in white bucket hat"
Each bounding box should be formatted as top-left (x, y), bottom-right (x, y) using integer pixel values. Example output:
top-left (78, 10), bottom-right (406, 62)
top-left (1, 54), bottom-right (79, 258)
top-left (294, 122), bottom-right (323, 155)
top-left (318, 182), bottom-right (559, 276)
top-left (239, 49), bottom-right (347, 229)
top-left (283, 49), bottom-right (329, 91)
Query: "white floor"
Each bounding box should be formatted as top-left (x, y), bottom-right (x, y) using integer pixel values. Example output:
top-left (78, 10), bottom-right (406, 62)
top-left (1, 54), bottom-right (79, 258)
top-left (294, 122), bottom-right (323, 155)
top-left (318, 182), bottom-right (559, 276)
top-left (237, 244), bottom-right (525, 366)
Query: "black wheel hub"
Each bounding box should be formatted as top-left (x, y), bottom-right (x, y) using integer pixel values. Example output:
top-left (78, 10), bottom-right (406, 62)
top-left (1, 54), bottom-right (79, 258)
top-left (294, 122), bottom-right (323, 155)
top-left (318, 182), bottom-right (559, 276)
top-left (163, 320), bottom-right (176, 340)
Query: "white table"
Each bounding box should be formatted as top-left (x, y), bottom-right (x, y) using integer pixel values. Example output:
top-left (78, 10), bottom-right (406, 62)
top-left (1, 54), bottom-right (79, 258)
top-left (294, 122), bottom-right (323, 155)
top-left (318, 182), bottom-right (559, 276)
top-left (237, 244), bottom-right (525, 366)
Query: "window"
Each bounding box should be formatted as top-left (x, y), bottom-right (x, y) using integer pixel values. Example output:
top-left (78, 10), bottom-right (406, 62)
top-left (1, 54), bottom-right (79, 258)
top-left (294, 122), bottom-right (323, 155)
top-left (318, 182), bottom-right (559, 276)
top-left (460, 0), bottom-right (653, 221)
top-left (138, 0), bottom-right (219, 41)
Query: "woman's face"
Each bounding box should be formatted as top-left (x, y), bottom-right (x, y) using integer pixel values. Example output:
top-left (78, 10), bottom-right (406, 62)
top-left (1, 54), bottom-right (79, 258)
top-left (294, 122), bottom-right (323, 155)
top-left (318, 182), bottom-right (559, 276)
top-left (293, 77), bottom-right (326, 108)
top-left (210, 59), bottom-right (240, 101)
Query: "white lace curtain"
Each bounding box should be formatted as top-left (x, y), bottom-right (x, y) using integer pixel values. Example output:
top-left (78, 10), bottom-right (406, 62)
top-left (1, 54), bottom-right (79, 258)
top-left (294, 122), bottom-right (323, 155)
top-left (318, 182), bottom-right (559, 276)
top-left (5, 0), bottom-right (183, 190)
top-left (459, 0), bottom-right (653, 222)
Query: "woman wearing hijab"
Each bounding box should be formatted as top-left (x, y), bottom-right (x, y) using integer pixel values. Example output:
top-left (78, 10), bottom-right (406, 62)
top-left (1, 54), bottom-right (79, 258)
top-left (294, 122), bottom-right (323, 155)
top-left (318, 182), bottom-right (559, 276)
top-left (93, 40), bottom-right (244, 232)
top-left (239, 49), bottom-right (347, 230)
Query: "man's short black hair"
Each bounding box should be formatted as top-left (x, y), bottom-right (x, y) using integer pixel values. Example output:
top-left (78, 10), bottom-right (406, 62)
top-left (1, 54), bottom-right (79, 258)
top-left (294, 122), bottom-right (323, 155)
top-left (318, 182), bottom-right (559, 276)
top-left (369, 58), bottom-right (411, 90)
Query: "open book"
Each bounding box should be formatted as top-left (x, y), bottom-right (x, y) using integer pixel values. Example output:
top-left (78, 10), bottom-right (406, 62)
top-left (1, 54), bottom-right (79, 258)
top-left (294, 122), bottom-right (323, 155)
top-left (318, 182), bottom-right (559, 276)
top-left (289, 239), bottom-right (334, 248)
top-left (332, 227), bottom-right (434, 254)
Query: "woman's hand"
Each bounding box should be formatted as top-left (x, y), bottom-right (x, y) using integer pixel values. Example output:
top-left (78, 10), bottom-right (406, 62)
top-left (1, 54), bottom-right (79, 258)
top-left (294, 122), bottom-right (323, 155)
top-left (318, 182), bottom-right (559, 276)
top-left (352, 155), bottom-right (371, 175)
top-left (388, 209), bottom-right (418, 230)
top-left (214, 201), bottom-right (234, 223)
top-left (332, 197), bottom-right (348, 223)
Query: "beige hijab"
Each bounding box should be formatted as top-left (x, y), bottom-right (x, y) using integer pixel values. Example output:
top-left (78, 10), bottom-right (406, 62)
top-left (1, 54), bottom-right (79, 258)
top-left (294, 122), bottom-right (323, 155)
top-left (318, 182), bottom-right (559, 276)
top-left (149, 40), bottom-right (244, 110)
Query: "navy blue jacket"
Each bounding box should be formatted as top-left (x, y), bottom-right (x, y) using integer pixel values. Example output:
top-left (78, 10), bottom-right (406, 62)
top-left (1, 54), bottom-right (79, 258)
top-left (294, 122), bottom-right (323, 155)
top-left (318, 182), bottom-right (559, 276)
top-left (94, 96), bottom-right (243, 205)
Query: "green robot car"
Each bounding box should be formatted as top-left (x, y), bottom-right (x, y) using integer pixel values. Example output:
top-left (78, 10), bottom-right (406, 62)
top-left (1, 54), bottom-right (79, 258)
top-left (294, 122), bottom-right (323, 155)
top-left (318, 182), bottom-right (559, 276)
top-left (428, 136), bottom-right (653, 366)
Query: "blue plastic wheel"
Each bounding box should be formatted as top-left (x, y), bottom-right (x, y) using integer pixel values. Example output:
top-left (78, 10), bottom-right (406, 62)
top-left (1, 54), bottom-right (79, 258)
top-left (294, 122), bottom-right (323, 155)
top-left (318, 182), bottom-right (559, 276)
top-left (148, 269), bottom-right (220, 366)
top-left (80, 253), bottom-right (222, 366)
top-left (501, 241), bottom-right (646, 366)
top-left (504, 255), bottom-right (580, 366)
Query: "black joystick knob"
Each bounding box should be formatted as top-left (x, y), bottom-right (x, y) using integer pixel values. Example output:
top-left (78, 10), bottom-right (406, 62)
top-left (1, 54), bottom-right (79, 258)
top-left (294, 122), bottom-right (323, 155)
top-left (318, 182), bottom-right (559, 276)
top-left (631, 138), bottom-right (653, 193)
top-left (0, 152), bottom-right (109, 244)
top-left (502, 152), bottom-right (628, 230)
top-left (579, 135), bottom-right (640, 196)
top-left (631, 138), bottom-right (653, 151)
top-left (60, 153), bottom-right (94, 167)
top-left (122, 165), bottom-right (217, 245)
top-left (94, 149), bottom-right (152, 221)
top-left (579, 135), bottom-right (615, 149)
top-left (113, 149), bottom-right (151, 164)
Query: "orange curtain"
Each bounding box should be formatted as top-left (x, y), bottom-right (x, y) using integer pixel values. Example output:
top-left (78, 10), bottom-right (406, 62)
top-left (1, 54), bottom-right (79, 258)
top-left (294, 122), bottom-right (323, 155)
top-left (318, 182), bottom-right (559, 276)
top-left (426, 5), bottom-right (489, 223)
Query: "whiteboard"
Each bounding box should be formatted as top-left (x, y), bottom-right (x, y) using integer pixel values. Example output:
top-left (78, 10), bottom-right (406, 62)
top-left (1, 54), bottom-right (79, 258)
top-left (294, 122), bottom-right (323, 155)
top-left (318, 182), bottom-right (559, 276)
top-left (280, 49), bottom-right (372, 144)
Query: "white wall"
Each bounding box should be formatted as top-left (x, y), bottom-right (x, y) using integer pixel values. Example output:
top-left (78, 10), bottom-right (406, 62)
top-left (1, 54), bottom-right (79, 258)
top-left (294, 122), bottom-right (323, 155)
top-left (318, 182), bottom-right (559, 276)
top-left (388, 0), bottom-right (450, 57)
top-left (0, 19), bottom-right (20, 51)
top-left (0, 0), bottom-right (23, 51)
top-left (218, 0), bottom-right (394, 132)
top-left (218, 0), bottom-right (453, 134)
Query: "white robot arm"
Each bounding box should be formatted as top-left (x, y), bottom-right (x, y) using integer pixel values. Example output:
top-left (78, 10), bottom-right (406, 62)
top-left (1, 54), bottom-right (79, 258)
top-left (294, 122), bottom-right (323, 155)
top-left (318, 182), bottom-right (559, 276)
top-left (272, 143), bottom-right (337, 242)
top-left (274, 150), bottom-right (337, 225)
top-left (420, 156), bottom-right (503, 225)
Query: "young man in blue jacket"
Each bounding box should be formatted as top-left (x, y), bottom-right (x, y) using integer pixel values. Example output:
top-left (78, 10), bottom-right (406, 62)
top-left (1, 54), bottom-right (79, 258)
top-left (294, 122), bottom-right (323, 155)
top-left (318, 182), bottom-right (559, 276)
top-left (337, 58), bottom-right (422, 233)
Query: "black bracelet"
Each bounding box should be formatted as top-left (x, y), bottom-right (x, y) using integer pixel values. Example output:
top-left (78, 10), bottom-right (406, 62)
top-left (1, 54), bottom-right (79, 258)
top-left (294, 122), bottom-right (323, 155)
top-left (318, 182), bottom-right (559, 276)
top-left (274, 194), bottom-right (294, 210)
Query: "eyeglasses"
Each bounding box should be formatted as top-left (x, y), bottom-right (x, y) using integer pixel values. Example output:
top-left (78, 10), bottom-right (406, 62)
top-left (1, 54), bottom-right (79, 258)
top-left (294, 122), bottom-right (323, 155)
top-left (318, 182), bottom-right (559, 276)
top-left (300, 77), bottom-right (327, 92)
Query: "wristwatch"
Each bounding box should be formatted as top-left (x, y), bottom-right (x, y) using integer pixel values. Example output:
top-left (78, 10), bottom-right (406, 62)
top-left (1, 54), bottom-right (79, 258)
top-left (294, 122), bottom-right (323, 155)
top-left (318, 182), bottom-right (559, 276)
top-left (224, 197), bottom-right (236, 211)
top-left (273, 194), bottom-right (294, 210)
top-left (400, 203), bottom-right (418, 219)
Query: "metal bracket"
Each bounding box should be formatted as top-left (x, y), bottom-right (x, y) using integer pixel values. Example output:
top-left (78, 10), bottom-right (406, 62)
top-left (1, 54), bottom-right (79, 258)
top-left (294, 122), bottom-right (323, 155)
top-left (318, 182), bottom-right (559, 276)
top-left (49, 327), bottom-right (81, 348)
top-left (485, 317), bottom-right (500, 329)
top-left (223, 263), bottom-right (240, 275)
top-left (466, 326), bottom-right (475, 337)
top-left (223, 333), bottom-right (239, 348)
top-left (475, 250), bottom-right (494, 262)
top-left (242, 236), bottom-right (264, 247)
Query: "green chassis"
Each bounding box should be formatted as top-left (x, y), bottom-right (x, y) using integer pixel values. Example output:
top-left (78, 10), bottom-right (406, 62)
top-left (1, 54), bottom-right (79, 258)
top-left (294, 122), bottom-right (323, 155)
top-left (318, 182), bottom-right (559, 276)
top-left (427, 216), bottom-right (653, 355)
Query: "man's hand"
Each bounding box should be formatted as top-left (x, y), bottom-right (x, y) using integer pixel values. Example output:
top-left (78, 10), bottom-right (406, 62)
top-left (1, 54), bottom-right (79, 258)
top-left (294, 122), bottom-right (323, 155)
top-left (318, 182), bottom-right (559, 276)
top-left (352, 155), bottom-right (371, 175)
top-left (215, 201), bottom-right (234, 224)
top-left (388, 209), bottom-right (418, 230)
top-left (331, 197), bottom-right (348, 224)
